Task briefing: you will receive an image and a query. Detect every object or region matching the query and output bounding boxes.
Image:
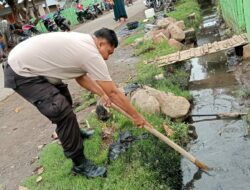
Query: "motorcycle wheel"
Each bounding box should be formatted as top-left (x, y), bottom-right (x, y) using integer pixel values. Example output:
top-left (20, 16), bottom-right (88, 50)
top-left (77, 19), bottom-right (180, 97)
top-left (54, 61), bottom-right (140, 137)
top-left (92, 13), bottom-right (98, 19)
top-left (77, 16), bottom-right (85, 24)
top-left (61, 23), bottom-right (70, 31)
top-left (98, 9), bottom-right (103, 15)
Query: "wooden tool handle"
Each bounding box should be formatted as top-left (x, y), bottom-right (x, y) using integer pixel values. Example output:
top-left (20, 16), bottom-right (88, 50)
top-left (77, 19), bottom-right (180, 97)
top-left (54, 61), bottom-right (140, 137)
top-left (143, 125), bottom-right (196, 163)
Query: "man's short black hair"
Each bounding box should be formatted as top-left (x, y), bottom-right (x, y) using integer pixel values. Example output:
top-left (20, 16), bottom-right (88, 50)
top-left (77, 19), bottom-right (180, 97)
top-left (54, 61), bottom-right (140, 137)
top-left (94, 28), bottom-right (118, 48)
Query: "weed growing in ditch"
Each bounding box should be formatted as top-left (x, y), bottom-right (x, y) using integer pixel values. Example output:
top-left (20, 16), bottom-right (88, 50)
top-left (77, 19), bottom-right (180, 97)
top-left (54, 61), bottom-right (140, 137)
top-left (167, 0), bottom-right (202, 29)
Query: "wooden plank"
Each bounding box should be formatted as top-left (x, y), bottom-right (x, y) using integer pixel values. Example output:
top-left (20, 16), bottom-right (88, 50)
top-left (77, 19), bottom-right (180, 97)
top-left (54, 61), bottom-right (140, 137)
top-left (203, 44), bottom-right (209, 54)
top-left (223, 40), bottom-right (228, 48)
top-left (213, 41), bottom-right (220, 51)
top-left (217, 41), bottom-right (226, 50)
top-left (241, 33), bottom-right (248, 41)
top-left (156, 55), bottom-right (168, 61)
top-left (228, 39), bottom-right (234, 46)
top-left (157, 57), bottom-right (169, 64)
top-left (168, 53), bottom-right (178, 62)
top-left (232, 36), bottom-right (242, 45)
top-left (237, 35), bottom-right (246, 42)
top-left (181, 50), bottom-right (192, 60)
top-left (208, 46), bottom-right (217, 54)
top-left (194, 47), bottom-right (203, 57)
top-left (190, 48), bottom-right (195, 57)
top-left (154, 33), bottom-right (249, 67)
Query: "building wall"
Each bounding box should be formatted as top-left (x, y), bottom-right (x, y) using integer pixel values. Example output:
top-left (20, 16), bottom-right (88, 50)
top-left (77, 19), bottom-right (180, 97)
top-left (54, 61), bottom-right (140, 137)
top-left (243, 0), bottom-right (250, 41)
top-left (219, 0), bottom-right (246, 33)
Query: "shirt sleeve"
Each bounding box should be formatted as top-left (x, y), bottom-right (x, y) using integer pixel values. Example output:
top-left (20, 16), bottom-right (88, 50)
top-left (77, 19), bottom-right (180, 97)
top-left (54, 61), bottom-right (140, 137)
top-left (83, 55), bottom-right (112, 81)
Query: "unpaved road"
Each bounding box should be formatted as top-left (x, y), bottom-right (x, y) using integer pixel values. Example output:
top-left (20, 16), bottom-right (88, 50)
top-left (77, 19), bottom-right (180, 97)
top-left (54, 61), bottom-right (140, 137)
top-left (0, 1), bottom-right (145, 189)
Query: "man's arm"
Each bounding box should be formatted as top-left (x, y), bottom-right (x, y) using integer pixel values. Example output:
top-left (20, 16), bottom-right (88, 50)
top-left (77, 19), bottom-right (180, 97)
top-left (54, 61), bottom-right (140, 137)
top-left (96, 80), bottom-right (146, 126)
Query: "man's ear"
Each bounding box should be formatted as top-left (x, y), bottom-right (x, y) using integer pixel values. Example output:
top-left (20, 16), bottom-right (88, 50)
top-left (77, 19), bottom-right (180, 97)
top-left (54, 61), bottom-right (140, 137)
top-left (96, 40), bottom-right (101, 49)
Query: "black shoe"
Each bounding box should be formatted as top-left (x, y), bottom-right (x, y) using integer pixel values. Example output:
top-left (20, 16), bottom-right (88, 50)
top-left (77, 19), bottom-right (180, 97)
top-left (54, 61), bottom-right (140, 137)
top-left (80, 129), bottom-right (95, 139)
top-left (72, 159), bottom-right (107, 178)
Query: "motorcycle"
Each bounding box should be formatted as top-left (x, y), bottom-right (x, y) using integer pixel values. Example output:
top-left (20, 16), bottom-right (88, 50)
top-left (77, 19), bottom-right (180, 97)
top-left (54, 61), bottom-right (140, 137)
top-left (8, 23), bottom-right (34, 44)
top-left (92, 3), bottom-right (103, 16)
top-left (53, 9), bottom-right (71, 31)
top-left (75, 4), bottom-right (97, 23)
top-left (41, 15), bottom-right (58, 32)
top-left (22, 22), bottom-right (40, 36)
top-left (144, 0), bottom-right (176, 12)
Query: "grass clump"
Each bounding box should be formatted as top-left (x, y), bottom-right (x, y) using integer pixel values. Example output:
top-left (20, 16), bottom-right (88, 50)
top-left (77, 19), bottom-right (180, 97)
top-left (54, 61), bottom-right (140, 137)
top-left (168, 0), bottom-right (202, 29)
top-left (74, 90), bottom-right (97, 112)
top-left (124, 33), bottom-right (145, 45)
top-left (135, 40), bottom-right (177, 60)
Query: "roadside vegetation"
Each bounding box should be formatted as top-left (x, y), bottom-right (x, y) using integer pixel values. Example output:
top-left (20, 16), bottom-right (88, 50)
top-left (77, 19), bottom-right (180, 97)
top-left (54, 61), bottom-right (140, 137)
top-left (167, 0), bottom-right (202, 29)
top-left (22, 0), bottom-right (201, 189)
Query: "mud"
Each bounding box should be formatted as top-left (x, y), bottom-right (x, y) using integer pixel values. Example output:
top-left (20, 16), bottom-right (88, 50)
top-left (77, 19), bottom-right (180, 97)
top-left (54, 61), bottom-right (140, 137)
top-left (182, 3), bottom-right (250, 190)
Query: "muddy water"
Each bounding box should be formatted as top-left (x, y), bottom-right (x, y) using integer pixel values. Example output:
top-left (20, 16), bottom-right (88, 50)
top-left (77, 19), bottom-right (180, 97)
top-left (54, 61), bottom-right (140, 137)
top-left (182, 4), bottom-right (250, 190)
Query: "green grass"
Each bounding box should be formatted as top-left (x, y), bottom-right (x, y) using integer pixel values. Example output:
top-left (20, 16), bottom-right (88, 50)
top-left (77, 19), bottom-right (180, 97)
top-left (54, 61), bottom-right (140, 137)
top-left (135, 40), bottom-right (177, 60)
top-left (134, 40), bottom-right (192, 100)
top-left (124, 33), bottom-right (145, 45)
top-left (22, 111), bottom-right (189, 190)
top-left (167, 0), bottom-right (202, 29)
top-left (135, 62), bottom-right (192, 100)
top-left (74, 90), bottom-right (97, 112)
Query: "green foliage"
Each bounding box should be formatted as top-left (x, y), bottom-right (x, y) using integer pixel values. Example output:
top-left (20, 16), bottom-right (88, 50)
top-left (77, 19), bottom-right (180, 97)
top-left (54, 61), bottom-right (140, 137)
top-left (23, 112), bottom-right (189, 190)
top-left (167, 0), bottom-right (202, 29)
top-left (135, 40), bottom-right (177, 60)
top-left (135, 63), bottom-right (192, 100)
top-left (74, 90), bottom-right (97, 112)
top-left (124, 33), bottom-right (145, 45)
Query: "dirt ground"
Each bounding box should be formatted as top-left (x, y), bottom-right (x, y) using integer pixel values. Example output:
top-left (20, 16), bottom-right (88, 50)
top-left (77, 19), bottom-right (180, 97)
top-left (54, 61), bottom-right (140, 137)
top-left (0, 2), bottom-right (145, 189)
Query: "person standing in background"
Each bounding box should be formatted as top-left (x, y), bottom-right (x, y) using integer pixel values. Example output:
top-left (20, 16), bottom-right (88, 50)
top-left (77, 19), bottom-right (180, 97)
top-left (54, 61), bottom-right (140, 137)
top-left (113, 0), bottom-right (127, 24)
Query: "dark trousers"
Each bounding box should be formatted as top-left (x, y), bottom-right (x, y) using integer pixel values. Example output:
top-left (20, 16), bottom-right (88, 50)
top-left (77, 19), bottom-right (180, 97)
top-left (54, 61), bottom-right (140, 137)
top-left (3, 64), bottom-right (83, 160)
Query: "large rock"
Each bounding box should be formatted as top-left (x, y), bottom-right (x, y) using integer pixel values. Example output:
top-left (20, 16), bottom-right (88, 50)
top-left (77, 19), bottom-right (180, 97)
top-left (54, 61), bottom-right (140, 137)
top-left (153, 32), bottom-right (168, 44)
top-left (168, 38), bottom-right (184, 50)
top-left (130, 86), bottom-right (190, 118)
top-left (162, 28), bottom-right (171, 39)
top-left (144, 28), bottom-right (160, 41)
top-left (168, 23), bottom-right (185, 42)
top-left (175, 20), bottom-right (186, 30)
top-left (144, 29), bottom-right (159, 41)
top-left (131, 89), bottom-right (161, 114)
top-left (156, 93), bottom-right (190, 118)
top-left (156, 17), bottom-right (176, 29)
top-left (243, 45), bottom-right (250, 60)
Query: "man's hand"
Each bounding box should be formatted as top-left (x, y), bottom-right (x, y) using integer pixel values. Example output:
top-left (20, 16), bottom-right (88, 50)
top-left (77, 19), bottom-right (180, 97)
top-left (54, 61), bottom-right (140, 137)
top-left (133, 114), bottom-right (152, 128)
top-left (100, 94), bottom-right (111, 107)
